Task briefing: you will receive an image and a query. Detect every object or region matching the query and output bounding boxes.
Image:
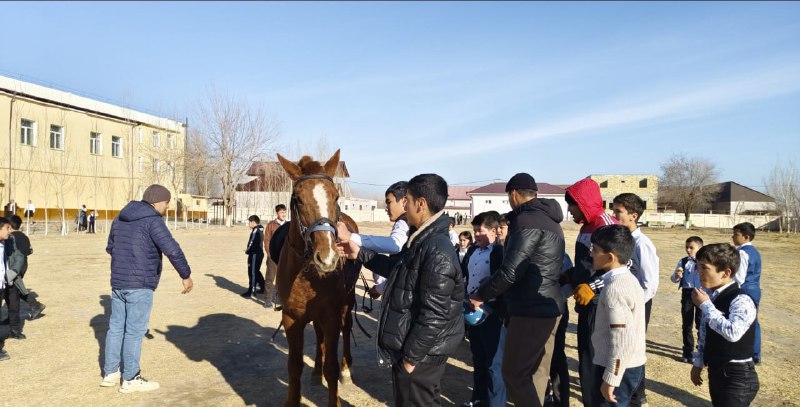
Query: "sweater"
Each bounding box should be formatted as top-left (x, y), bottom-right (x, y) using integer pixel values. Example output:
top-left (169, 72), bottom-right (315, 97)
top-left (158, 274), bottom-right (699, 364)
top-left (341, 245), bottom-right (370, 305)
top-left (592, 266), bottom-right (647, 387)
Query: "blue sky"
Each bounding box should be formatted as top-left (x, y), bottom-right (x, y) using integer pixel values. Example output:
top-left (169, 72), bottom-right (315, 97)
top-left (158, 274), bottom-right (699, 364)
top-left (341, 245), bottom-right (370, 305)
top-left (1, 2), bottom-right (798, 197)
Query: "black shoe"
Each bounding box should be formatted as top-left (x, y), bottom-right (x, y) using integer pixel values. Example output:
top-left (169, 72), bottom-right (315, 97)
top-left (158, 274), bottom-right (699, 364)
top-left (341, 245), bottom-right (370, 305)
top-left (29, 302), bottom-right (46, 320)
top-left (0, 350), bottom-right (9, 361)
top-left (461, 401), bottom-right (483, 407)
top-left (240, 291), bottom-right (253, 298)
top-left (9, 330), bottom-right (26, 340)
top-left (273, 303), bottom-right (283, 311)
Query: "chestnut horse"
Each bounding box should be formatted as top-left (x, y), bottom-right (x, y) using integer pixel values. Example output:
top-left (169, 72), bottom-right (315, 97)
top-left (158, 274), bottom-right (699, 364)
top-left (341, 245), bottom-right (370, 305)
top-left (276, 150), bottom-right (360, 407)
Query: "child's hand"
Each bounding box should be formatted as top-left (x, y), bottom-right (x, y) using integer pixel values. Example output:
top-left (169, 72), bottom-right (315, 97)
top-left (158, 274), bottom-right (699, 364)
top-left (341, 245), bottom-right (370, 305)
top-left (335, 222), bottom-right (352, 242)
top-left (600, 381), bottom-right (617, 403)
top-left (676, 267), bottom-right (684, 279)
top-left (690, 366), bottom-right (703, 386)
top-left (692, 288), bottom-right (709, 306)
top-left (573, 283), bottom-right (595, 306)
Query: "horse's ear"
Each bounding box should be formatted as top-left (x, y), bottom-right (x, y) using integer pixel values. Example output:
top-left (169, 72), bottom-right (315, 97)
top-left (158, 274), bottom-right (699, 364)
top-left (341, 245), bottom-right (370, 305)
top-left (277, 153), bottom-right (302, 180)
top-left (322, 149), bottom-right (341, 177)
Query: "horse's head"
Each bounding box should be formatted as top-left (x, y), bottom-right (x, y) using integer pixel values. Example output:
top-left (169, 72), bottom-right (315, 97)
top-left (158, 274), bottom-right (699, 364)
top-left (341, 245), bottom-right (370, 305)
top-left (277, 150), bottom-right (342, 274)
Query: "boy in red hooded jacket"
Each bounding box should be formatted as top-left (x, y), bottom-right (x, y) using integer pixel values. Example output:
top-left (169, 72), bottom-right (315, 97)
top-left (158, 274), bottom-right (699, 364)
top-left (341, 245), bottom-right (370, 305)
top-left (562, 178), bottom-right (619, 407)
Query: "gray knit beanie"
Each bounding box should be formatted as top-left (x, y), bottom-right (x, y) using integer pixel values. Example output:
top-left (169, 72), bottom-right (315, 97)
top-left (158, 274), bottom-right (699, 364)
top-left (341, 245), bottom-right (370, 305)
top-left (142, 184), bottom-right (171, 204)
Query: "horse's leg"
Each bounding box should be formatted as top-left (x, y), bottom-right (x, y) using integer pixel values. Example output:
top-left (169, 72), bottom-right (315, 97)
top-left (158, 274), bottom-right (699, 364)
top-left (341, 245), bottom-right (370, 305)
top-left (311, 321), bottom-right (325, 385)
top-left (322, 317), bottom-right (342, 407)
top-left (283, 315), bottom-right (306, 407)
top-left (339, 296), bottom-right (354, 385)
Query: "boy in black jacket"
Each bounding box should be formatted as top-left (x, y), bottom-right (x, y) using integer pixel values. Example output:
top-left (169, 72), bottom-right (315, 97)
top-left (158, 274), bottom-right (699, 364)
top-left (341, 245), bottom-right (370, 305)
top-left (243, 215), bottom-right (266, 300)
top-left (1, 216), bottom-right (46, 339)
top-left (340, 173), bottom-right (464, 407)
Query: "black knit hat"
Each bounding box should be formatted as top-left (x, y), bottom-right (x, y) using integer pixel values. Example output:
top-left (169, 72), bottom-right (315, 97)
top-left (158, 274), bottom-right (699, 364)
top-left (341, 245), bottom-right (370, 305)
top-left (142, 184), bottom-right (171, 204)
top-left (505, 173), bottom-right (538, 192)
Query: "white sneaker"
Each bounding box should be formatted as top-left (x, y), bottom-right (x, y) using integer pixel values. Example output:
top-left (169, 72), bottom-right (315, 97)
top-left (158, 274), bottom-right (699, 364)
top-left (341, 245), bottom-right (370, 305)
top-left (100, 370), bottom-right (121, 387)
top-left (119, 374), bottom-right (160, 393)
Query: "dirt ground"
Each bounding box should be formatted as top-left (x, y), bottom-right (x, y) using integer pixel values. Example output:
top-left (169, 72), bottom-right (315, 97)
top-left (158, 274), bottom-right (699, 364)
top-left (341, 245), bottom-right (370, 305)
top-left (2, 222), bottom-right (798, 406)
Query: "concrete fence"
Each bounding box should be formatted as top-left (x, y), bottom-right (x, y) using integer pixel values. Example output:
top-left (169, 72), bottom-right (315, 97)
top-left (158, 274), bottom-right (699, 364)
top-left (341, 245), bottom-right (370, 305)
top-left (643, 212), bottom-right (779, 230)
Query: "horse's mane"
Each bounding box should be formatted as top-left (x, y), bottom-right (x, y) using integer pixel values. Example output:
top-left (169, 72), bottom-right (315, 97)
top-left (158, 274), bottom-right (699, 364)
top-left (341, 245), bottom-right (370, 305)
top-left (297, 156), bottom-right (325, 175)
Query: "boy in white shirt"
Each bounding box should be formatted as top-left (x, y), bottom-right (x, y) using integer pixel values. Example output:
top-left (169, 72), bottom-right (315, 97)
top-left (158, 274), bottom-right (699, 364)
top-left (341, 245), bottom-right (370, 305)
top-left (337, 181), bottom-right (409, 298)
top-left (612, 193), bottom-right (659, 407)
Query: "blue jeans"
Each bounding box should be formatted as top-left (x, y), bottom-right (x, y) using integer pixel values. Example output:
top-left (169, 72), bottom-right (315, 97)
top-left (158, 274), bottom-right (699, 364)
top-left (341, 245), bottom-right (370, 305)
top-left (592, 364), bottom-right (644, 407)
top-left (104, 288), bottom-right (154, 380)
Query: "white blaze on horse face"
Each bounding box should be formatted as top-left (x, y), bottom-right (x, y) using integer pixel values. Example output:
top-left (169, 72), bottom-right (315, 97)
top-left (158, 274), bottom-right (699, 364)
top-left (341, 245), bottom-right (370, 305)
top-left (312, 183), bottom-right (337, 265)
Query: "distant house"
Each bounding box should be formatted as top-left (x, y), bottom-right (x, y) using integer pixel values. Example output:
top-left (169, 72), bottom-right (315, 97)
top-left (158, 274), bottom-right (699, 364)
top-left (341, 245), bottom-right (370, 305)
top-left (704, 181), bottom-right (777, 215)
top-left (590, 174), bottom-right (659, 213)
top-left (233, 159), bottom-right (378, 222)
top-left (446, 186), bottom-right (478, 220)
top-left (468, 182), bottom-right (568, 221)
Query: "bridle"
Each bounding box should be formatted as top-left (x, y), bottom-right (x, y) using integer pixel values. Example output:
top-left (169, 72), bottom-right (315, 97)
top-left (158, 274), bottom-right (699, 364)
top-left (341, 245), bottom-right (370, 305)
top-left (290, 173), bottom-right (342, 259)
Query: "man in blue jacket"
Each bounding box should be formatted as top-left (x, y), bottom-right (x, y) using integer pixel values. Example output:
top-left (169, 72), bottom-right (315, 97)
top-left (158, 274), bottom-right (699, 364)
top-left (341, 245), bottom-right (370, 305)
top-left (100, 184), bottom-right (193, 393)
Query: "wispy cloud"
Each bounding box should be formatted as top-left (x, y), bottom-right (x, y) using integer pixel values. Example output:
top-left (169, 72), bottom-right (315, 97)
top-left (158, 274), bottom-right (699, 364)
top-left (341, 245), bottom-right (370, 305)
top-left (357, 62), bottom-right (800, 169)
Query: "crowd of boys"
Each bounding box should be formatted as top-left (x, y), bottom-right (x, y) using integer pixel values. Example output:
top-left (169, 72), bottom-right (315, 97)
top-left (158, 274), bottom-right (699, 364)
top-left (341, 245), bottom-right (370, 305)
top-left (238, 173), bottom-right (764, 407)
top-left (2, 169), bottom-right (764, 407)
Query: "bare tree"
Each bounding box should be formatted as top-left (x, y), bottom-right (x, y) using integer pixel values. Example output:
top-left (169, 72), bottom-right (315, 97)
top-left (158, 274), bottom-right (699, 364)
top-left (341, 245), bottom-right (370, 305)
top-left (764, 157), bottom-right (800, 233)
top-left (194, 89), bottom-right (278, 227)
top-left (659, 154), bottom-right (720, 223)
top-left (184, 128), bottom-right (217, 196)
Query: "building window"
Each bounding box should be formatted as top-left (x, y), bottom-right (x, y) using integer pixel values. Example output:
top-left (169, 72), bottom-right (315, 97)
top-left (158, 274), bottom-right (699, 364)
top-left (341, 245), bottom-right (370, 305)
top-left (112, 136), bottom-right (123, 158)
top-left (486, 200), bottom-right (492, 204)
top-left (643, 200), bottom-right (648, 209)
top-left (639, 179), bottom-right (648, 188)
top-left (21, 119), bottom-right (36, 146)
top-left (138, 128), bottom-right (143, 144)
top-left (138, 156), bottom-right (143, 173)
top-left (608, 202), bottom-right (614, 209)
top-left (167, 162), bottom-right (174, 178)
top-left (167, 134), bottom-right (174, 149)
top-left (153, 131), bottom-right (160, 147)
top-left (50, 125), bottom-right (64, 150)
top-left (90, 132), bottom-right (102, 155)
top-left (195, 200), bottom-right (200, 206)
top-left (153, 159), bottom-right (161, 173)
top-left (599, 180), bottom-right (608, 188)
top-left (603, 200), bottom-right (607, 209)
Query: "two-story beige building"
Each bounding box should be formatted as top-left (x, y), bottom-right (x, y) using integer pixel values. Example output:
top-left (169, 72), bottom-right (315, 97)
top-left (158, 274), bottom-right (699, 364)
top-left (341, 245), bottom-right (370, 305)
top-left (589, 174), bottom-right (659, 213)
top-left (0, 74), bottom-right (189, 223)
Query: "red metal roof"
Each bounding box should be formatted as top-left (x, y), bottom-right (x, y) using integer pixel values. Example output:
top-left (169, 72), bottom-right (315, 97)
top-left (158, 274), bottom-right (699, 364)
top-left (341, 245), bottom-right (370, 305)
top-left (468, 182), bottom-right (566, 196)
top-left (448, 186), bottom-right (479, 200)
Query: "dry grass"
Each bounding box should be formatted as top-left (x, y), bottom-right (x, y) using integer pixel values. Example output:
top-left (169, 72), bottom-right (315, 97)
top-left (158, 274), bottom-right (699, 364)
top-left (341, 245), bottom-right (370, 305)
top-left (1, 223), bottom-right (797, 406)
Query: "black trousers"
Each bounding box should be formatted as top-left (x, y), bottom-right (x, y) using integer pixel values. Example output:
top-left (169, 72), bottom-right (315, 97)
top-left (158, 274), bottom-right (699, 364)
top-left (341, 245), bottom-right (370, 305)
top-left (3, 285), bottom-right (23, 331)
top-left (708, 361), bottom-right (759, 407)
top-left (680, 289), bottom-right (701, 358)
top-left (549, 304), bottom-right (570, 407)
top-left (392, 360), bottom-right (447, 406)
top-left (630, 299), bottom-right (653, 407)
top-left (577, 302), bottom-right (598, 407)
top-left (246, 253), bottom-right (265, 294)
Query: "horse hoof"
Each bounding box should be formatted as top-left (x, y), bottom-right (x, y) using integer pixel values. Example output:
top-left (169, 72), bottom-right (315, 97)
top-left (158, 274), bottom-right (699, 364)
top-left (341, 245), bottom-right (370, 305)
top-left (339, 369), bottom-right (352, 385)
